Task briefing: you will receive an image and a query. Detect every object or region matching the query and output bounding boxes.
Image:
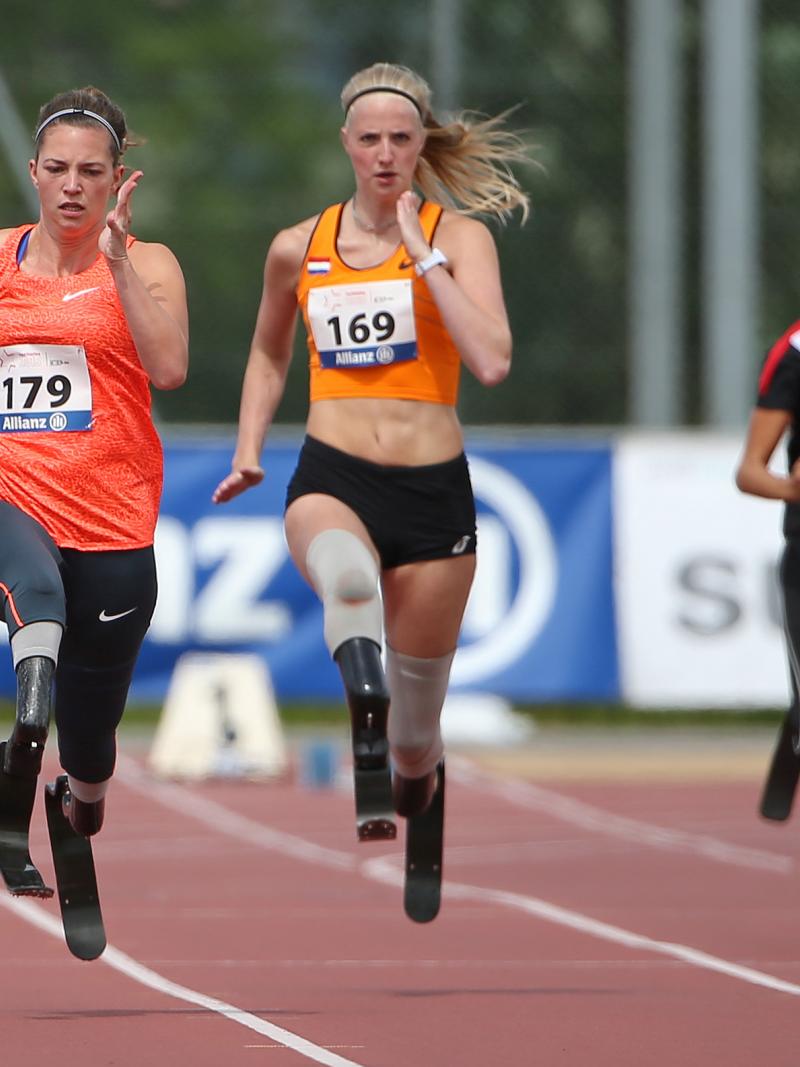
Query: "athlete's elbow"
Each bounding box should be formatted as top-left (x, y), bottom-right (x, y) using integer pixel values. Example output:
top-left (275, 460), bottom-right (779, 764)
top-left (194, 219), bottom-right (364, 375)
top-left (151, 348), bottom-right (189, 390)
top-left (734, 466), bottom-right (758, 497)
top-left (734, 457), bottom-right (752, 493)
top-left (481, 330), bottom-right (512, 387)
top-left (477, 353), bottom-right (512, 388)
top-left (152, 363), bottom-right (188, 390)
top-left (734, 462), bottom-right (763, 497)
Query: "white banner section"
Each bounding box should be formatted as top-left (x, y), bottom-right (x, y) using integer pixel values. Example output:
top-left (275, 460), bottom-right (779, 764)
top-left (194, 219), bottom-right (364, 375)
top-left (615, 432), bottom-right (790, 707)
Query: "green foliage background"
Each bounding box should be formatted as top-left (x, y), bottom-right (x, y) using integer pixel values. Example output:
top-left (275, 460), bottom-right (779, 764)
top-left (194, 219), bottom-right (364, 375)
top-left (0, 1), bottom-right (794, 429)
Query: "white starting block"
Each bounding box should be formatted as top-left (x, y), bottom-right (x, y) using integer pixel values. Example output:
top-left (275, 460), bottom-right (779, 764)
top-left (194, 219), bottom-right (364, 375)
top-left (148, 652), bottom-right (288, 781)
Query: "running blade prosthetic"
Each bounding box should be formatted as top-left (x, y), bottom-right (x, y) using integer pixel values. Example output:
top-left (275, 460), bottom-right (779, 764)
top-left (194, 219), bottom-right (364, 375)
top-left (335, 637), bottom-right (397, 841)
top-left (0, 741), bottom-right (53, 897)
top-left (45, 776), bottom-right (106, 961)
top-left (760, 708), bottom-right (800, 821)
top-left (404, 761), bottom-right (445, 923)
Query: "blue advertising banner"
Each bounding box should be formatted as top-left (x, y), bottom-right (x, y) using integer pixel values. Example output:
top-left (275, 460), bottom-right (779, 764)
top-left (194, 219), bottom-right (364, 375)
top-left (0, 434), bottom-right (620, 704)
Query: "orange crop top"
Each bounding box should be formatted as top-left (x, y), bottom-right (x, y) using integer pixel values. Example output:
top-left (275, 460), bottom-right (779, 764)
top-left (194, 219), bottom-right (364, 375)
top-left (0, 226), bottom-right (163, 550)
top-left (297, 201), bottom-right (461, 405)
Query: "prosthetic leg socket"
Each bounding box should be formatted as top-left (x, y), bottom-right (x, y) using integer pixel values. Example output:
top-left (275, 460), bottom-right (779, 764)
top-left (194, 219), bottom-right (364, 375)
top-left (4, 656), bottom-right (54, 778)
top-left (335, 636), bottom-right (390, 771)
top-left (61, 791), bottom-right (105, 837)
top-left (335, 636), bottom-right (396, 840)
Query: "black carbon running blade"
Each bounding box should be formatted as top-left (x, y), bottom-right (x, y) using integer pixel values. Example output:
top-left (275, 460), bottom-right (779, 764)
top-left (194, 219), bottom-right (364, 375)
top-left (760, 711), bottom-right (800, 822)
top-left (0, 742), bottom-right (53, 897)
top-left (45, 776), bottom-right (105, 961)
top-left (404, 762), bottom-right (444, 923)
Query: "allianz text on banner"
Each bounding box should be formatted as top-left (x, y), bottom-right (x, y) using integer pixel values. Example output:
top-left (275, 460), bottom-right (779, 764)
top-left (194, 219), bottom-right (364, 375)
top-left (615, 432), bottom-right (789, 708)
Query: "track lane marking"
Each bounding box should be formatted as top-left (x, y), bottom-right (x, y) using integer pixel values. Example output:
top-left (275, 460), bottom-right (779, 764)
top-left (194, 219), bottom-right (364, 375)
top-left (448, 757), bottom-right (792, 873)
top-left (6, 744), bottom-right (797, 1059)
top-left (358, 853), bottom-right (800, 997)
top-left (115, 756), bottom-right (800, 999)
top-left (118, 756), bottom-right (355, 871)
top-left (0, 891), bottom-right (368, 1067)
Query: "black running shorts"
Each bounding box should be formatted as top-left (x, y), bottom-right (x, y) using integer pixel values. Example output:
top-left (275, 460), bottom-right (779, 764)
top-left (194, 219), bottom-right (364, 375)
top-left (285, 435), bottom-right (477, 569)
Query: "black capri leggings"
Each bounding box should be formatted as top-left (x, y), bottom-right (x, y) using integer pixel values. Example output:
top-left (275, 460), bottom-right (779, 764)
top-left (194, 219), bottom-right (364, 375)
top-left (0, 502), bottom-right (157, 782)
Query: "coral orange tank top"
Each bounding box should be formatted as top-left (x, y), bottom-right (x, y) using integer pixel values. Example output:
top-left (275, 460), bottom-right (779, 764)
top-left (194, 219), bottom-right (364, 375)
top-left (0, 226), bottom-right (163, 550)
top-left (297, 201), bottom-right (461, 405)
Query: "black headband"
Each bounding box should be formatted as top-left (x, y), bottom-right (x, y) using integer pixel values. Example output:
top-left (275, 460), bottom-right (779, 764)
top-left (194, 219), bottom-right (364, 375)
top-left (344, 86), bottom-right (423, 118)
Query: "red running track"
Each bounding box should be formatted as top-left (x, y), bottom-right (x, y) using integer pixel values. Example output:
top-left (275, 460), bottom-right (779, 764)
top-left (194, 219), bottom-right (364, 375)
top-left (1, 741), bottom-right (799, 1066)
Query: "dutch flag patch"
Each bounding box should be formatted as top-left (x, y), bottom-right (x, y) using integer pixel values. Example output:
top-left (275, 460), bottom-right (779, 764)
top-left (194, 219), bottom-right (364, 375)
top-left (307, 258), bottom-right (331, 275)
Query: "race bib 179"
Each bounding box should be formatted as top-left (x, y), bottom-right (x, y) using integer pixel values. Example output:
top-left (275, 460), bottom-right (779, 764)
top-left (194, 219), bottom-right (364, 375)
top-left (0, 343), bottom-right (92, 432)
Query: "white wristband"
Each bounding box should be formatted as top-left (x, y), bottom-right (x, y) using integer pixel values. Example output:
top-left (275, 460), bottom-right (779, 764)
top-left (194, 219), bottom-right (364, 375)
top-left (414, 247), bottom-right (448, 276)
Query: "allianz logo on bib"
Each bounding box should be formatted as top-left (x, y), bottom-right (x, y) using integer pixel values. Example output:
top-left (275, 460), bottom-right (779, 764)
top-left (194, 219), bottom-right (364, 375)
top-left (335, 350), bottom-right (374, 366)
top-left (2, 412), bottom-right (72, 432)
top-left (2, 414), bottom-right (48, 431)
top-left (333, 347), bottom-right (395, 367)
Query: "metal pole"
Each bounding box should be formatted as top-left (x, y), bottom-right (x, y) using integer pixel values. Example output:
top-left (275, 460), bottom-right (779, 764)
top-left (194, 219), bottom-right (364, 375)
top-left (431, 0), bottom-right (462, 113)
top-left (701, 0), bottom-right (759, 427)
top-left (0, 68), bottom-right (38, 215)
top-left (627, 0), bottom-right (683, 426)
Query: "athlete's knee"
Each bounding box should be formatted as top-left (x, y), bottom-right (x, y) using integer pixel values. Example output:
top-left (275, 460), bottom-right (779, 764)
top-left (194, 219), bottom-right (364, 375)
top-left (53, 655), bottom-right (132, 782)
top-left (58, 722), bottom-right (117, 786)
top-left (306, 529), bottom-right (382, 656)
top-left (386, 645), bottom-right (455, 778)
top-left (2, 565), bottom-right (65, 636)
top-left (10, 620), bottom-right (63, 669)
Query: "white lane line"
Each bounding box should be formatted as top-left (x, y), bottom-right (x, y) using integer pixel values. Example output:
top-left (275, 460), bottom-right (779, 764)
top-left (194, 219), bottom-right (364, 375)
top-left (116, 756), bottom-right (355, 872)
top-left (8, 750), bottom-right (790, 1027)
top-left (118, 755), bottom-right (800, 998)
top-left (448, 757), bottom-right (792, 874)
top-left (0, 892), bottom-right (367, 1067)
top-left (360, 854), bottom-right (800, 997)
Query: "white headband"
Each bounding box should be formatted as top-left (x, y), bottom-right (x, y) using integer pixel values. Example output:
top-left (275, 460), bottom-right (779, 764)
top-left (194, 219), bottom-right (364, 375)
top-left (34, 107), bottom-right (122, 152)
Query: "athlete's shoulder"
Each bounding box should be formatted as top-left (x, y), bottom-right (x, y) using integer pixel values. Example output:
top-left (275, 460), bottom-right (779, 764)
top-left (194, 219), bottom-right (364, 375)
top-left (0, 226), bottom-right (28, 252)
top-left (758, 321), bottom-right (800, 397)
top-left (267, 213), bottom-right (322, 270)
top-left (784, 321), bottom-right (800, 350)
top-left (433, 210), bottom-right (499, 269)
top-left (126, 237), bottom-right (181, 267)
top-left (276, 212), bottom-right (324, 248)
top-left (763, 321), bottom-right (800, 364)
top-left (436, 209), bottom-right (493, 239)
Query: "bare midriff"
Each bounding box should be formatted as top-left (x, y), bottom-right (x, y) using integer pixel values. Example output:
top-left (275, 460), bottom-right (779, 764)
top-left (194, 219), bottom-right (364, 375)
top-left (306, 396), bottom-right (464, 466)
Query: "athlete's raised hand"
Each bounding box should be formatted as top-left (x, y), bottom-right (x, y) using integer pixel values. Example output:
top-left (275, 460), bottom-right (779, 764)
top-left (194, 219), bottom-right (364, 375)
top-left (212, 466), bottom-right (265, 505)
top-left (99, 169), bottom-right (143, 263)
top-left (396, 190), bottom-right (431, 264)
